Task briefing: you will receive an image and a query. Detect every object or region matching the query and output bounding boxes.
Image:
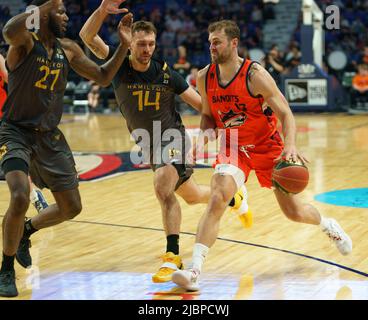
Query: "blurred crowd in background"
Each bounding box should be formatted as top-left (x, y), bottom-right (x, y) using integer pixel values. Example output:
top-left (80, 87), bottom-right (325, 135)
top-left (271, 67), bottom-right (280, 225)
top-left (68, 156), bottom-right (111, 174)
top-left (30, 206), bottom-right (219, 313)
top-left (0, 0), bottom-right (367, 113)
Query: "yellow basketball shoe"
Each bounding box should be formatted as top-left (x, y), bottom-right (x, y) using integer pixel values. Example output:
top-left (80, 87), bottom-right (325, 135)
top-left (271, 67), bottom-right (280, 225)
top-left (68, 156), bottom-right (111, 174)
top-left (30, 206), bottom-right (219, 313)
top-left (152, 252), bottom-right (183, 283)
top-left (231, 185), bottom-right (253, 229)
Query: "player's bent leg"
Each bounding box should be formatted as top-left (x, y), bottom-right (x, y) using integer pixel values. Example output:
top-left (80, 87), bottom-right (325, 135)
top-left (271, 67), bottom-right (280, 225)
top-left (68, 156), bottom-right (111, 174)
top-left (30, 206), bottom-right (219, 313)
top-left (154, 164), bottom-right (181, 235)
top-left (3, 164), bottom-right (31, 255)
top-left (274, 188), bottom-right (321, 225)
top-left (30, 188), bottom-right (82, 229)
top-left (152, 165), bottom-right (183, 283)
top-left (16, 188), bottom-right (82, 269)
top-left (175, 176), bottom-right (210, 205)
top-left (173, 173), bottom-right (237, 291)
top-left (274, 189), bottom-right (352, 255)
top-left (196, 173), bottom-right (238, 246)
top-left (0, 162), bottom-right (30, 297)
top-left (214, 164), bottom-right (252, 228)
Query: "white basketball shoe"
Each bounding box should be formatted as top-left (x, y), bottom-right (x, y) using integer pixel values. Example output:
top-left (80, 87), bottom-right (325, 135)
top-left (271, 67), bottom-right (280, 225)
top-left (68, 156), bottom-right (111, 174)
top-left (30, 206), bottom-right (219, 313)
top-left (322, 218), bottom-right (352, 256)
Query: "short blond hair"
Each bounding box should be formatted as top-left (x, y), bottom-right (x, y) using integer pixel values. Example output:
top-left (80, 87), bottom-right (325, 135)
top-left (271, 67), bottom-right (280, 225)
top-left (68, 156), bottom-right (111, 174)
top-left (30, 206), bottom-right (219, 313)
top-left (208, 20), bottom-right (240, 40)
top-left (132, 21), bottom-right (157, 36)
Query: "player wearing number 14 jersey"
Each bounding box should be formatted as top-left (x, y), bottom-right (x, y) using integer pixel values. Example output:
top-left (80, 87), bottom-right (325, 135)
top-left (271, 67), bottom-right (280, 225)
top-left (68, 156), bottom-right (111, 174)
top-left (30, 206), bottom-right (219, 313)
top-left (80, 0), bottom-right (251, 284)
top-left (0, 0), bottom-right (132, 297)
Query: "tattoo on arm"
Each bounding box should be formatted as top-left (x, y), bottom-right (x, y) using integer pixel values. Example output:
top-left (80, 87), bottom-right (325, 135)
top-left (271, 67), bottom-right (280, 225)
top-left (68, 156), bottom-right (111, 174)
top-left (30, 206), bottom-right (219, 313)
top-left (248, 63), bottom-right (260, 82)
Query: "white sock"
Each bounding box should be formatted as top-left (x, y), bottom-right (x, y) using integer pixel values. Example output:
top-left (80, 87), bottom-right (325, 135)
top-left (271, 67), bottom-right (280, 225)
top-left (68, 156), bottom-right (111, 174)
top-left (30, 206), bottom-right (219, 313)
top-left (319, 216), bottom-right (330, 230)
top-left (30, 189), bottom-right (38, 202)
top-left (192, 243), bottom-right (209, 273)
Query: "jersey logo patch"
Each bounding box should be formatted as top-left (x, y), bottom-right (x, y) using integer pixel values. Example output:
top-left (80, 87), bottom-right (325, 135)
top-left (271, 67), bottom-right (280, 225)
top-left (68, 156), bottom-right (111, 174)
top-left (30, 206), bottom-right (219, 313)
top-left (56, 48), bottom-right (65, 60)
top-left (0, 145), bottom-right (8, 161)
top-left (163, 73), bottom-right (170, 84)
top-left (218, 109), bottom-right (247, 128)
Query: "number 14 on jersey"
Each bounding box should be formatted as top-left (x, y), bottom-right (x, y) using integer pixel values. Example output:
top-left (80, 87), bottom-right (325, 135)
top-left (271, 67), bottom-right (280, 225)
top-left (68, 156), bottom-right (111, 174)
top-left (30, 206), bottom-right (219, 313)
top-left (133, 90), bottom-right (161, 111)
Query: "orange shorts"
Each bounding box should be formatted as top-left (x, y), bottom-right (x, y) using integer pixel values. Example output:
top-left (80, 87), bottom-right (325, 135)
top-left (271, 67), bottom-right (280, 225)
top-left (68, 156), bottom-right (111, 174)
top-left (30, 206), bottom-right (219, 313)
top-left (215, 133), bottom-right (284, 188)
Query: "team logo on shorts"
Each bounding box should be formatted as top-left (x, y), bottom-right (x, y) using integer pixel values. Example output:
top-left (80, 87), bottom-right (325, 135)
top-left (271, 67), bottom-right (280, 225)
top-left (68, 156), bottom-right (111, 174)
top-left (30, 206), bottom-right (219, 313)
top-left (218, 109), bottom-right (247, 128)
top-left (0, 145), bottom-right (7, 160)
top-left (169, 148), bottom-right (181, 159)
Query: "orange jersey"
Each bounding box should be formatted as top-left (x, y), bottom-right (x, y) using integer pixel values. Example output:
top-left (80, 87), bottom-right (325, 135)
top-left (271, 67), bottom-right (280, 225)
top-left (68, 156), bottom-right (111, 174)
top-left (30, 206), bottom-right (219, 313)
top-left (352, 74), bottom-right (368, 91)
top-left (206, 59), bottom-right (280, 151)
top-left (0, 71), bottom-right (6, 118)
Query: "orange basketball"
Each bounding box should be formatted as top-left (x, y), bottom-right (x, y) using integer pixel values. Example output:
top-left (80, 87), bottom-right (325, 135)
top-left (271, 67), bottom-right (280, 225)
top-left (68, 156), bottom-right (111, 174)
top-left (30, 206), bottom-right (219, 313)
top-left (272, 160), bottom-right (309, 194)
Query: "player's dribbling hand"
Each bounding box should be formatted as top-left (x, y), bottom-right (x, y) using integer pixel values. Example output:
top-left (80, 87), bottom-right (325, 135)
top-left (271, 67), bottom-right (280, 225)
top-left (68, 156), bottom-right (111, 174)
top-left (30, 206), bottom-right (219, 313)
top-left (275, 144), bottom-right (309, 164)
top-left (100, 0), bottom-right (129, 15)
top-left (118, 13), bottom-right (133, 47)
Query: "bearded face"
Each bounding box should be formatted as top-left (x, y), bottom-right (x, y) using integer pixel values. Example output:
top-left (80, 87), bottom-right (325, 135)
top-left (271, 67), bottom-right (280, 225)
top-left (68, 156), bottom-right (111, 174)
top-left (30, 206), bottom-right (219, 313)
top-left (209, 30), bottom-right (235, 65)
top-left (49, 15), bottom-right (65, 38)
top-left (211, 44), bottom-right (232, 64)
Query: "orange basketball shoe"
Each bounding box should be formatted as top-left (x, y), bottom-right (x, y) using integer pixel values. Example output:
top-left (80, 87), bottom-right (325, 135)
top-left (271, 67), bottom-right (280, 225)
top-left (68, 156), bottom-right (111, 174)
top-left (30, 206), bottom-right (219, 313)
top-left (231, 185), bottom-right (253, 228)
top-left (152, 252), bottom-right (183, 283)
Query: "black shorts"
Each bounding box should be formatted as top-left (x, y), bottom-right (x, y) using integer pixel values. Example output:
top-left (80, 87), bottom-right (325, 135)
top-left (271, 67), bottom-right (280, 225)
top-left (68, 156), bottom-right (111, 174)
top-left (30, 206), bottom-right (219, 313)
top-left (0, 121), bottom-right (79, 192)
top-left (138, 126), bottom-right (193, 190)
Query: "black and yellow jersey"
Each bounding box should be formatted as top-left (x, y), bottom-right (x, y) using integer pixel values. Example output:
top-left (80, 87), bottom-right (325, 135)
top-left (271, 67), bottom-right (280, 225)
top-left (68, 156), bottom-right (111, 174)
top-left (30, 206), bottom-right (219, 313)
top-left (2, 32), bottom-right (69, 131)
top-left (109, 48), bottom-right (189, 141)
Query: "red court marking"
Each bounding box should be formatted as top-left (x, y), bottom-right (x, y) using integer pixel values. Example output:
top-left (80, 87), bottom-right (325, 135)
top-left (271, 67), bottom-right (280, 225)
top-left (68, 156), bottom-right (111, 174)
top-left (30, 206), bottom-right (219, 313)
top-left (79, 155), bottom-right (122, 180)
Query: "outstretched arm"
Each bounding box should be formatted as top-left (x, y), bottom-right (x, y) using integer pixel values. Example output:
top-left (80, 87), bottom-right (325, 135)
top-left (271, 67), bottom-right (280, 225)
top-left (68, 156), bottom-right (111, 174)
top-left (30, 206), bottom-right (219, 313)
top-left (65, 13), bottom-right (132, 87)
top-left (247, 63), bottom-right (308, 164)
top-left (3, 0), bottom-right (61, 70)
top-left (79, 0), bottom-right (128, 59)
top-left (2, 0), bottom-right (58, 47)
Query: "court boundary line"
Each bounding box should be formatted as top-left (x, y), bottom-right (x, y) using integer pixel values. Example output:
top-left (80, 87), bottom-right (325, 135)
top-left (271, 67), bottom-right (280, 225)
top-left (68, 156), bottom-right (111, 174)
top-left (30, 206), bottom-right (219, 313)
top-left (67, 219), bottom-right (368, 278)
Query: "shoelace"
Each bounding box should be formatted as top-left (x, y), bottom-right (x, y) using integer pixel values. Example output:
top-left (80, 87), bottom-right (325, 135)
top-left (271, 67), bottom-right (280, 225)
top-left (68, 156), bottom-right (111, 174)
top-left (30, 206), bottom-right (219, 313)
top-left (324, 229), bottom-right (342, 241)
top-left (189, 269), bottom-right (200, 280)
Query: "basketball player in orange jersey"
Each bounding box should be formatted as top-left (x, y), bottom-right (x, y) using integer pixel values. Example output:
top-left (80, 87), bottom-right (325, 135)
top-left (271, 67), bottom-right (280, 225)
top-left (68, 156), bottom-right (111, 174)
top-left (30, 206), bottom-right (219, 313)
top-left (172, 20), bottom-right (353, 291)
top-left (0, 0), bottom-right (133, 297)
top-left (79, 0), bottom-right (251, 284)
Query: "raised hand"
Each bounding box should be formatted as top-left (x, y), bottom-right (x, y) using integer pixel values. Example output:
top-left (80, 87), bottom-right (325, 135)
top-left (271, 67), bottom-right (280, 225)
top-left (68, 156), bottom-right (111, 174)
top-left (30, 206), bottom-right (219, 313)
top-left (100, 0), bottom-right (129, 15)
top-left (118, 13), bottom-right (133, 47)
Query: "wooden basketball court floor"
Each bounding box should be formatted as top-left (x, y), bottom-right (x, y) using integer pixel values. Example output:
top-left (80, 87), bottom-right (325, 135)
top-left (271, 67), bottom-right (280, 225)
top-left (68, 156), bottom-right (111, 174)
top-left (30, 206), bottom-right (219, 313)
top-left (1, 113), bottom-right (368, 300)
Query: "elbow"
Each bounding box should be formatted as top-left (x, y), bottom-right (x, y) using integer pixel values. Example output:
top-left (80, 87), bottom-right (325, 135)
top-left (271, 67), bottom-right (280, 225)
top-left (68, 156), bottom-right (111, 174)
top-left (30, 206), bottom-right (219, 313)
top-left (2, 25), bottom-right (12, 43)
top-left (95, 77), bottom-right (110, 88)
top-left (79, 29), bottom-right (89, 43)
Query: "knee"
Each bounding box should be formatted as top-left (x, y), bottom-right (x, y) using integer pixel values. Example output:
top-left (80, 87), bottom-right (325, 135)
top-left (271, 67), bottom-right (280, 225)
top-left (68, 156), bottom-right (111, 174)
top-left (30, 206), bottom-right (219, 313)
top-left (207, 188), bottom-right (232, 213)
top-left (63, 200), bottom-right (82, 220)
top-left (154, 184), bottom-right (174, 204)
top-left (10, 189), bottom-right (30, 214)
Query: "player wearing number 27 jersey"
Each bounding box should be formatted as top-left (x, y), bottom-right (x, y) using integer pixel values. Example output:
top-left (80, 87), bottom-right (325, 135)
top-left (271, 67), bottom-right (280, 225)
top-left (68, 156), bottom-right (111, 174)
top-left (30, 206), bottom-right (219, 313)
top-left (0, 0), bottom-right (132, 298)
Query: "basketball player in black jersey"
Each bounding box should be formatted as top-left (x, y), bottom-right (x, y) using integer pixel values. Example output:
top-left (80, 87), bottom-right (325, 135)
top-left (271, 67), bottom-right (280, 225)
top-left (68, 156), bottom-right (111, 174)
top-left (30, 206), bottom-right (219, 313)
top-left (0, 0), bottom-right (133, 297)
top-left (1, 52), bottom-right (49, 224)
top-left (80, 0), bottom-right (251, 284)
